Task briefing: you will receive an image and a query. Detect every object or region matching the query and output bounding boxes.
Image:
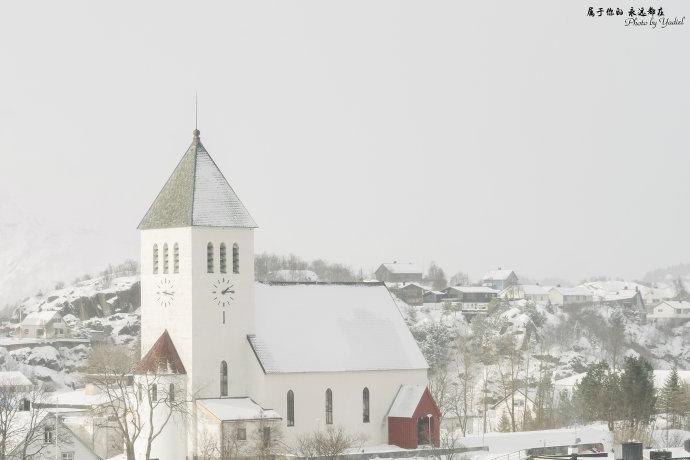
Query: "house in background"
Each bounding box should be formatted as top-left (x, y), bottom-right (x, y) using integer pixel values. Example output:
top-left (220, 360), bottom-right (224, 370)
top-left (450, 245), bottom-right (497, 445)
top-left (20, 311), bottom-right (67, 339)
top-left (375, 262), bottom-right (423, 284)
top-left (443, 286), bottom-right (499, 312)
top-left (548, 287), bottom-right (593, 307)
top-left (499, 284), bottom-right (551, 303)
top-left (481, 269), bottom-right (518, 291)
top-left (397, 283), bottom-right (428, 306)
top-left (647, 300), bottom-right (690, 323)
top-left (599, 289), bottom-right (645, 312)
top-left (423, 289), bottom-right (446, 304)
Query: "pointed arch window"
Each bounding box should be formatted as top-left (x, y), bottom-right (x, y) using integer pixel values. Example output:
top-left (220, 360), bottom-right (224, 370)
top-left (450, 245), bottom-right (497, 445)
top-left (163, 243), bottom-right (169, 274)
top-left (169, 383), bottom-right (175, 402)
top-left (325, 388), bottom-right (333, 424)
top-left (220, 243), bottom-right (227, 274)
top-left (151, 384), bottom-right (157, 402)
top-left (153, 244), bottom-right (159, 274)
top-left (207, 243), bottom-right (214, 273)
top-left (173, 243), bottom-right (179, 274)
top-left (363, 387), bottom-right (370, 423)
top-left (220, 361), bottom-right (228, 397)
top-left (138, 383), bottom-right (142, 402)
top-left (287, 390), bottom-right (295, 427)
top-left (233, 243), bottom-right (239, 274)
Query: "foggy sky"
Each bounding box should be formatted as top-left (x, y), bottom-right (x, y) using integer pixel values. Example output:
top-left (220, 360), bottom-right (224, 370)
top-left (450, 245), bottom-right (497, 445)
top-left (1, 1), bottom-right (689, 283)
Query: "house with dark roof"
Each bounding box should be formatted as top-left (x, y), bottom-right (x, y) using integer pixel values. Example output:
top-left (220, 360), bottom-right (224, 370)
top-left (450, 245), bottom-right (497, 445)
top-left (374, 262), bottom-right (423, 284)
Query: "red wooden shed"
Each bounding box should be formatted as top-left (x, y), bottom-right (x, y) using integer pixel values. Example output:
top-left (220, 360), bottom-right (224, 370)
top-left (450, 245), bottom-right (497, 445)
top-left (387, 385), bottom-right (441, 449)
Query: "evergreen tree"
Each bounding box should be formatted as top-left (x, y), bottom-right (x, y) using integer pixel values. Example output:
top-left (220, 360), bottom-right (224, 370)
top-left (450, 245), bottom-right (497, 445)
top-left (574, 361), bottom-right (621, 431)
top-left (620, 356), bottom-right (656, 429)
top-left (659, 367), bottom-right (682, 429)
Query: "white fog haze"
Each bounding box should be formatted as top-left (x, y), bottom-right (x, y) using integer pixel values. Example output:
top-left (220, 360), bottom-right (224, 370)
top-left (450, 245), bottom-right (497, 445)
top-left (1, 1), bottom-right (689, 301)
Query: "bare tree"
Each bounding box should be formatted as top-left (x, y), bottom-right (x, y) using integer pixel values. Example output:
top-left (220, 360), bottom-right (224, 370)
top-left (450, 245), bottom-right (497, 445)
top-left (451, 341), bottom-right (475, 437)
top-left (294, 425), bottom-right (366, 457)
top-left (495, 334), bottom-right (522, 432)
top-left (86, 343), bottom-right (190, 460)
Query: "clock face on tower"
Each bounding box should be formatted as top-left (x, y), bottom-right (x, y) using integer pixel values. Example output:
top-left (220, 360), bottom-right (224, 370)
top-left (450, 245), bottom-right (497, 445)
top-left (155, 278), bottom-right (175, 308)
top-left (211, 277), bottom-right (235, 308)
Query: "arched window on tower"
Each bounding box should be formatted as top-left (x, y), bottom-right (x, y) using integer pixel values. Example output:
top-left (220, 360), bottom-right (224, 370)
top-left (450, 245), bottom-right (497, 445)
top-left (173, 243), bottom-right (179, 274)
top-left (220, 243), bottom-right (227, 274)
top-left (363, 387), bottom-right (370, 423)
top-left (325, 388), bottom-right (333, 424)
top-left (233, 243), bottom-right (239, 274)
top-left (287, 390), bottom-right (295, 427)
top-left (151, 384), bottom-right (157, 402)
top-left (153, 244), bottom-right (159, 274)
top-left (207, 243), bottom-right (214, 273)
top-left (163, 243), bottom-right (169, 274)
top-left (220, 361), bottom-right (228, 397)
top-left (169, 383), bottom-right (175, 402)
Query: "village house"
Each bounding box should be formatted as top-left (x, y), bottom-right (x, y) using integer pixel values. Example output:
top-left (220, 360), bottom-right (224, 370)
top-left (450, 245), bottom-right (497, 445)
top-left (443, 286), bottom-right (499, 312)
top-left (422, 289), bottom-right (446, 304)
top-left (481, 269), bottom-right (518, 291)
top-left (20, 311), bottom-right (68, 339)
top-left (498, 284), bottom-right (551, 303)
top-left (548, 287), bottom-right (593, 307)
top-left (647, 300), bottom-right (690, 323)
top-left (375, 262), bottom-right (423, 284)
top-left (598, 288), bottom-right (646, 312)
top-left (397, 283), bottom-right (429, 306)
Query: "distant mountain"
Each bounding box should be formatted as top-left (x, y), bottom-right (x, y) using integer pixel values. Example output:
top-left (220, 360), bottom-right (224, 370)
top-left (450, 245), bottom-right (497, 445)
top-left (0, 194), bottom-right (134, 306)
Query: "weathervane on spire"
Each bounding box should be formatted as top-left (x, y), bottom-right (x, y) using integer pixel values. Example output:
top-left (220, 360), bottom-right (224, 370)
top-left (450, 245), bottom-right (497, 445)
top-left (193, 92), bottom-right (200, 140)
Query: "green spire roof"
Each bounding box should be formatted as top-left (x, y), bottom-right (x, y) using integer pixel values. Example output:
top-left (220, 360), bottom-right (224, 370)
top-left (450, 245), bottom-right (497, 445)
top-left (138, 130), bottom-right (257, 230)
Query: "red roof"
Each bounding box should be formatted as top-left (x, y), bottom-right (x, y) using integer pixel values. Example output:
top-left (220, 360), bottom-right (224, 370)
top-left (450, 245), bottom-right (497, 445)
top-left (135, 330), bottom-right (186, 375)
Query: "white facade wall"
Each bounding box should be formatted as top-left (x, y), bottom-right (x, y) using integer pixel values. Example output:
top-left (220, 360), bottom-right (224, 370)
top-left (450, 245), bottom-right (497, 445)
top-left (13, 419), bottom-right (100, 460)
top-left (260, 368), bottom-right (427, 447)
top-left (133, 374), bottom-right (188, 460)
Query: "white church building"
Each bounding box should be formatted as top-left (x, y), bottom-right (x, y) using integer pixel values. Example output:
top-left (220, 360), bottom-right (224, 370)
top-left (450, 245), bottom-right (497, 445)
top-left (135, 128), bottom-right (439, 458)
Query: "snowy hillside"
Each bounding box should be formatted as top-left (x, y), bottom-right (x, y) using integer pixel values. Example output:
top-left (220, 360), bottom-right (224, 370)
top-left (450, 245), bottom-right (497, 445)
top-left (0, 268), bottom-right (141, 390)
top-left (0, 193), bottom-right (136, 307)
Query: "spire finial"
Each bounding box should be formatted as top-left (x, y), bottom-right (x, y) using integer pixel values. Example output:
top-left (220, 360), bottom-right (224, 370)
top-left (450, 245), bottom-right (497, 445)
top-left (193, 92), bottom-right (200, 140)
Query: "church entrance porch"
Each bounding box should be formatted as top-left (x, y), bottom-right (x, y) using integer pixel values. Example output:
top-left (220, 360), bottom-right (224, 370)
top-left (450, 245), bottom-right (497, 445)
top-left (386, 385), bottom-right (440, 449)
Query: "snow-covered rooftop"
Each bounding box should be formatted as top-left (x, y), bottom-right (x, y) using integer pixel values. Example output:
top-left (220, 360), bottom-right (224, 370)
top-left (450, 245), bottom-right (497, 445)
top-left (378, 263), bottom-right (422, 275)
top-left (519, 284), bottom-right (551, 295)
top-left (387, 384), bottom-right (426, 417)
top-left (46, 388), bottom-right (111, 408)
top-left (482, 269), bottom-right (516, 281)
top-left (198, 397), bottom-right (281, 421)
top-left (551, 286), bottom-right (591, 297)
top-left (446, 286), bottom-right (498, 294)
top-left (250, 282), bottom-right (428, 373)
top-left (139, 131), bottom-right (257, 229)
top-left (21, 310), bottom-right (62, 326)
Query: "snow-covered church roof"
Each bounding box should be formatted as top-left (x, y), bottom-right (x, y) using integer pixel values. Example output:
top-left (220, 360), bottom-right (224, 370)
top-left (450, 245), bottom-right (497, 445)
top-left (249, 282), bottom-right (428, 374)
top-left (138, 129), bottom-right (257, 230)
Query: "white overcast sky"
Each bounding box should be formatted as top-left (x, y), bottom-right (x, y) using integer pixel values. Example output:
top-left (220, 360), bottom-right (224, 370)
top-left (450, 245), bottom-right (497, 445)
top-left (1, 1), bottom-right (689, 283)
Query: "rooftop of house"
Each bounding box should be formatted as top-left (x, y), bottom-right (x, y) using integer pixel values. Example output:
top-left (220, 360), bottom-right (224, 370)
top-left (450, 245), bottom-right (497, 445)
top-left (138, 130), bottom-right (257, 230)
top-left (446, 285), bottom-right (499, 294)
top-left (21, 310), bottom-right (62, 327)
top-left (387, 384), bottom-right (427, 418)
top-left (551, 286), bottom-right (591, 297)
top-left (249, 282), bottom-right (428, 374)
top-left (378, 262), bottom-right (422, 275)
top-left (198, 397), bottom-right (281, 422)
top-left (482, 269), bottom-right (516, 281)
top-left (136, 330), bottom-right (186, 375)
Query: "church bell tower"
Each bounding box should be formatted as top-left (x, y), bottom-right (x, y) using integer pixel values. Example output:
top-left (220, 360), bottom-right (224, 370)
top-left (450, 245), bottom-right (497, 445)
top-left (138, 128), bottom-right (258, 399)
